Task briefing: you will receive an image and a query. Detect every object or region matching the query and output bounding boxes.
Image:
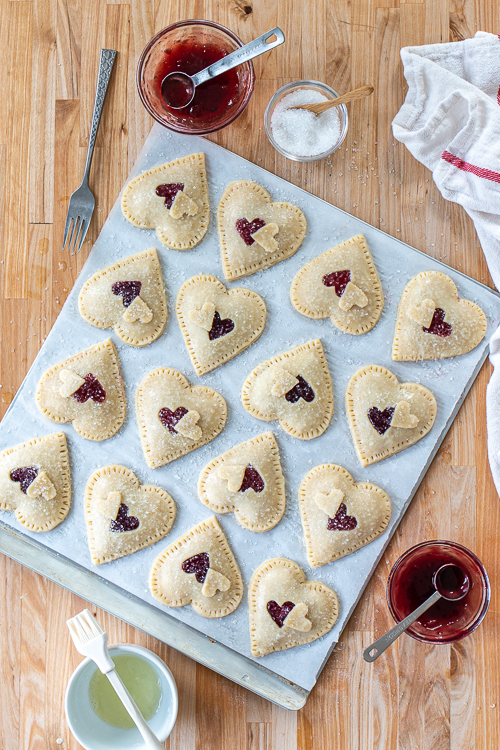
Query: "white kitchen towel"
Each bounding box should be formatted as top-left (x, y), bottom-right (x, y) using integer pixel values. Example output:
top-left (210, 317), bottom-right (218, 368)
top-left (392, 31), bottom-right (500, 494)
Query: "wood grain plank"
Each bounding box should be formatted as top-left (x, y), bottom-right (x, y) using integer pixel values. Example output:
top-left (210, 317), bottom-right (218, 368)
top-left (56, 0), bottom-right (81, 100)
top-left (3, 1), bottom-right (33, 299)
top-left (29, 0), bottom-right (56, 224)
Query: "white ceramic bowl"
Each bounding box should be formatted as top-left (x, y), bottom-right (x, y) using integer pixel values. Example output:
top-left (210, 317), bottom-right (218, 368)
top-left (65, 643), bottom-right (178, 750)
top-left (264, 80), bottom-right (349, 162)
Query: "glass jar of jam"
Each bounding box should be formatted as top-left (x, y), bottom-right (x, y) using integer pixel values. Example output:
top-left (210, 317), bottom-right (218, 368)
top-left (387, 540), bottom-right (489, 643)
top-left (137, 20), bottom-right (255, 135)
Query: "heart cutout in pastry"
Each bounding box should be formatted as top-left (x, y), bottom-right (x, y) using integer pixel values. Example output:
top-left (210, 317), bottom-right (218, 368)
top-left (241, 339), bottom-right (334, 440)
top-left (176, 274), bottom-right (267, 375)
top-left (35, 340), bottom-right (126, 441)
top-left (346, 365), bottom-right (437, 467)
top-left (121, 153), bottom-right (209, 250)
top-left (299, 464), bottom-right (391, 567)
top-left (217, 181), bottom-right (307, 280)
top-left (0, 433), bottom-right (71, 531)
top-left (149, 516), bottom-right (243, 618)
top-left (290, 234), bottom-right (384, 335)
top-left (248, 558), bottom-right (339, 656)
top-left (392, 271), bottom-right (487, 361)
top-left (78, 249), bottom-right (168, 347)
top-left (198, 432), bottom-right (286, 532)
top-left (136, 368), bottom-right (227, 468)
top-left (85, 465), bottom-right (176, 565)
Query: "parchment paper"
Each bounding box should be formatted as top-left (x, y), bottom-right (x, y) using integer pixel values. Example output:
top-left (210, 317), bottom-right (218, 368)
top-left (1, 124), bottom-right (499, 690)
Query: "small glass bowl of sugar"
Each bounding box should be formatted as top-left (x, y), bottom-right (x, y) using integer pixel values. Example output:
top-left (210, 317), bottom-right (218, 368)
top-left (264, 80), bottom-right (348, 162)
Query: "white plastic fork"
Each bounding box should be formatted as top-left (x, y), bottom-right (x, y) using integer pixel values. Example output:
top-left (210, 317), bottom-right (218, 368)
top-left (62, 49), bottom-right (117, 254)
top-left (67, 609), bottom-right (165, 749)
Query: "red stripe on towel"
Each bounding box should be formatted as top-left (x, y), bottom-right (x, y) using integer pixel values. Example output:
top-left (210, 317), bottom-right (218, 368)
top-left (441, 150), bottom-right (500, 184)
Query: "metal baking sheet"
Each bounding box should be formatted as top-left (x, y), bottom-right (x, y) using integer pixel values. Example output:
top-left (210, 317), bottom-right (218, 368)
top-left (1, 124), bottom-right (499, 709)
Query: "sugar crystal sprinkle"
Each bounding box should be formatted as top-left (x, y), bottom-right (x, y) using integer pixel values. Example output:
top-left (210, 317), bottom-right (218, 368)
top-left (270, 88), bottom-right (342, 158)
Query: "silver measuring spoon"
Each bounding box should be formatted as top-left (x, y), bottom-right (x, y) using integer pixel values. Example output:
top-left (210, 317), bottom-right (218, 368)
top-left (363, 563), bottom-right (470, 662)
top-left (161, 27), bottom-right (285, 109)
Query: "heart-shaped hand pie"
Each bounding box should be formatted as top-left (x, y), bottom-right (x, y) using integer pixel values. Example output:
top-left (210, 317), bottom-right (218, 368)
top-left (346, 365), bottom-right (437, 467)
top-left (198, 432), bottom-right (286, 532)
top-left (136, 368), bottom-right (227, 468)
top-left (84, 465), bottom-right (176, 565)
top-left (241, 339), bottom-right (334, 440)
top-left (392, 271), bottom-right (487, 361)
top-left (248, 558), bottom-right (339, 656)
top-left (176, 274), bottom-right (267, 375)
top-left (78, 249), bottom-right (168, 347)
top-left (0, 433), bottom-right (71, 531)
top-left (217, 181), bottom-right (307, 280)
top-left (121, 153), bottom-right (209, 250)
top-left (290, 234), bottom-right (384, 335)
top-left (149, 516), bottom-right (243, 618)
top-left (299, 464), bottom-right (391, 567)
top-left (35, 340), bottom-right (126, 441)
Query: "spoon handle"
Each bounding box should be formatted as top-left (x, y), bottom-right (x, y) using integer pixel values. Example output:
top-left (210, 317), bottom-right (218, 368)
top-left (293, 85), bottom-right (374, 115)
top-left (191, 27), bottom-right (285, 88)
top-left (363, 590), bottom-right (442, 663)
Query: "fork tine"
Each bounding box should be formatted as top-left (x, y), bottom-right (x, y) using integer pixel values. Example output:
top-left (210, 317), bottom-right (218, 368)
top-left (68, 217), bottom-right (81, 255)
top-left (75, 218), bottom-right (88, 254)
top-left (63, 215), bottom-right (74, 252)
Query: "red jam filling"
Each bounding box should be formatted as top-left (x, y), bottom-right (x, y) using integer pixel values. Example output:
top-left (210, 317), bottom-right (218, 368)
top-left (73, 374), bottom-right (107, 404)
top-left (239, 466), bottom-right (265, 493)
top-left (285, 375), bottom-right (315, 404)
top-left (423, 308), bottom-right (452, 337)
top-left (327, 502), bottom-right (358, 531)
top-left (155, 183), bottom-right (185, 208)
top-left (322, 269), bottom-right (351, 297)
top-left (156, 40), bottom-right (240, 122)
top-left (112, 280), bottom-right (142, 307)
top-left (235, 218), bottom-right (266, 246)
top-left (158, 406), bottom-right (189, 434)
top-left (181, 552), bottom-right (210, 583)
top-left (110, 503), bottom-right (140, 533)
top-left (10, 466), bottom-right (39, 494)
top-left (367, 406), bottom-right (395, 435)
top-left (267, 600), bottom-right (295, 628)
top-left (208, 311), bottom-right (235, 340)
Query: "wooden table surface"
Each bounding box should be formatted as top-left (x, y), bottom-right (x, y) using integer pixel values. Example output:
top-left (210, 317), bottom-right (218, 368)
top-left (1, 1), bottom-right (499, 748)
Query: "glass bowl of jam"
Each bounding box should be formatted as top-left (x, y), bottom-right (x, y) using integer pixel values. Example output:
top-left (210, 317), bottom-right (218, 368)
top-left (137, 20), bottom-right (255, 135)
top-left (387, 540), bottom-right (490, 643)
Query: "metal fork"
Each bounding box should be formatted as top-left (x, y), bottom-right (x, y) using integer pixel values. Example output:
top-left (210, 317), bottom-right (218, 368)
top-left (63, 49), bottom-right (117, 254)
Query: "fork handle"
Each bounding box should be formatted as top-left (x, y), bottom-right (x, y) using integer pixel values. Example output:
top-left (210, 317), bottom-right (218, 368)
top-left (106, 668), bottom-right (165, 748)
top-left (83, 49), bottom-right (117, 184)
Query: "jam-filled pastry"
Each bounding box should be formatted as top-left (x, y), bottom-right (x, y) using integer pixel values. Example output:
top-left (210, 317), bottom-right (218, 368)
top-left (35, 340), bottom-right (126, 441)
top-left (121, 153), bottom-right (209, 249)
top-left (392, 271), bottom-right (487, 361)
top-left (248, 558), bottom-right (339, 656)
top-left (217, 180), bottom-right (307, 280)
top-left (84, 464), bottom-right (176, 565)
top-left (0, 433), bottom-right (71, 531)
top-left (241, 339), bottom-right (333, 440)
top-left (299, 464), bottom-right (391, 567)
top-left (198, 432), bottom-right (286, 532)
top-left (136, 368), bottom-right (227, 468)
top-left (290, 234), bottom-right (384, 335)
top-left (346, 365), bottom-right (437, 467)
top-left (176, 274), bottom-right (266, 375)
top-left (78, 249), bottom-right (168, 347)
top-left (149, 516), bottom-right (243, 618)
